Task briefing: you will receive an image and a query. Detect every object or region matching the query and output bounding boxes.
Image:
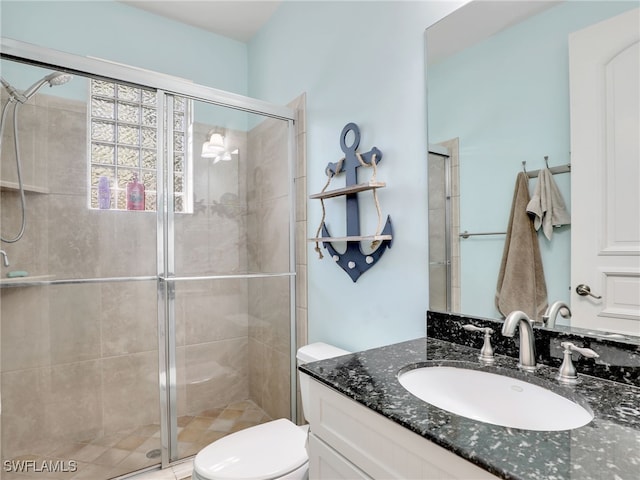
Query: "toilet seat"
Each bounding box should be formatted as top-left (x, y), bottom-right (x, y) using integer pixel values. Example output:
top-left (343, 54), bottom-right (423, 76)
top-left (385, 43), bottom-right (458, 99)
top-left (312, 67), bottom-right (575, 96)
top-left (193, 418), bottom-right (308, 480)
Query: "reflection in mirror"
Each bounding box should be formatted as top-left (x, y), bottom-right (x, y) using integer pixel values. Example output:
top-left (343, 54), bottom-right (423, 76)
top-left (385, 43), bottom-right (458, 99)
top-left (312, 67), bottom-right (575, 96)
top-left (428, 140), bottom-right (460, 312)
top-left (426, 1), bottom-right (639, 334)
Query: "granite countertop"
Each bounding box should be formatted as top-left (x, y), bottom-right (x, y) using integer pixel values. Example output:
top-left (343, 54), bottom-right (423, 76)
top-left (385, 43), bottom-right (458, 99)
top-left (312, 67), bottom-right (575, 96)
top-left (300, 337), bottom-right (640, 480)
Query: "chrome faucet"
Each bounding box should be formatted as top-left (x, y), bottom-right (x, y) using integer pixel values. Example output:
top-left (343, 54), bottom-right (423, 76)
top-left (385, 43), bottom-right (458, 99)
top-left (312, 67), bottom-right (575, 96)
top-left (0, 250), bottom-right (9, 267)
top-left (502, 311), bottom-right (537, 372)
top-left (542, 301), bottom-right (571, 328)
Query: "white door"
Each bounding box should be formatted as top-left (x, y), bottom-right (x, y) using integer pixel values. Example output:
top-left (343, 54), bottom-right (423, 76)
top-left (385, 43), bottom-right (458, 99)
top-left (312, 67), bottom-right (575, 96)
top-left (569, 8), bottom-right (640, 335)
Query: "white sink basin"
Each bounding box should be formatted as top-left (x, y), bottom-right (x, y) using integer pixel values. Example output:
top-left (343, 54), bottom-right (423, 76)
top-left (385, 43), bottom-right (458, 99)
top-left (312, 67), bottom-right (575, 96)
top-left (398, 365), bottom-right (593, 431)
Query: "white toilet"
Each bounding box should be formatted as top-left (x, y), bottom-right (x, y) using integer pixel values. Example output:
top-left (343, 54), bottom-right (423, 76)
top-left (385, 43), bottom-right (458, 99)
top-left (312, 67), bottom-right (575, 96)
top-left (192, 342), bottom-right (350, 480)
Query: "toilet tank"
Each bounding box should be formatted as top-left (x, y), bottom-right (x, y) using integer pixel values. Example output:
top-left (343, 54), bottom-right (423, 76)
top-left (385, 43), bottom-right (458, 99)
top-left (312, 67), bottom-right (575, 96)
top-left (296, 342), bottom-right (349, 365)
top-left (297, 342), bottom-right (350, 421)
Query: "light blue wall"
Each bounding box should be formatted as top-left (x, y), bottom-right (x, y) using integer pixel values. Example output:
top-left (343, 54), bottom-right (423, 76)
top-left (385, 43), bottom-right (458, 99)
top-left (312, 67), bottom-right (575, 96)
top-left (1, 1), bottom-right (251, 138)
top-left (0, 1), bottom-right (248, 96)
top-left (1, 0), bottom-right (465, 352)
top-left (248, 1), bottom-right (464, 351)
top-left (427, 1), bottom-right (635, 321)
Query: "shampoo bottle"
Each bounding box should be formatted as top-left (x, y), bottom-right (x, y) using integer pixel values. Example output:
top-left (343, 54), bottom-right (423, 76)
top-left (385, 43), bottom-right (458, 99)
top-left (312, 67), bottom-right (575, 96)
top-left (126, 175), bottom-right (145, 211)
top-left (97, 176), bottom-right (111, 209)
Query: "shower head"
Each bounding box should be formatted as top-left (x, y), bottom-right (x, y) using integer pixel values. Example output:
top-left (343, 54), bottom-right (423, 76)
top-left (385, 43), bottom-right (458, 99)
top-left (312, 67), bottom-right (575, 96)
top-left (47, 72), bottom-right (73, 86)
top-left (22, 72), bottom-right (73, 101)
top-left (1, 72), bottom-right (73, 104)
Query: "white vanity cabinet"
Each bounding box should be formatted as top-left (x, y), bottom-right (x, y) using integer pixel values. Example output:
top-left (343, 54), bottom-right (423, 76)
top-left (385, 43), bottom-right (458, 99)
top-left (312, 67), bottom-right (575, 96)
top-left (306, 377), bottom-right (499, 480)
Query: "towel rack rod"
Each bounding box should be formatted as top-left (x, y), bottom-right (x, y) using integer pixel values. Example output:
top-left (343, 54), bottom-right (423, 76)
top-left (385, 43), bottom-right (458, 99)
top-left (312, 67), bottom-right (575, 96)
top-left (526, 163), bottom-right (571, 179)
top-left (460, 231), bottom-right (506, 239)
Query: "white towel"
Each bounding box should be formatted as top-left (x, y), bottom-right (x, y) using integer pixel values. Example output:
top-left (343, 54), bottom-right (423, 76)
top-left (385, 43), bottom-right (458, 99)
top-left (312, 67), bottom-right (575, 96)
top-left (526, 168), bottom-right (571, 240)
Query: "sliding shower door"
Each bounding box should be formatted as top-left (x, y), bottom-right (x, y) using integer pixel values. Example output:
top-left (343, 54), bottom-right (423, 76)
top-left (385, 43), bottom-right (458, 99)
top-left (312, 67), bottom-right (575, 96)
top-left (164, 97), bottom-right (295, 462)
top-left (1, 40), bottom-right (297, 477)
top-left (0, 61), bottom-right (162, 478)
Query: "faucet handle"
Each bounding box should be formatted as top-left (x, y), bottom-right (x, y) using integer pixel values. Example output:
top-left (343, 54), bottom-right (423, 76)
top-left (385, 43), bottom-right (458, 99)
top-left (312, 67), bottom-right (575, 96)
top-left (462, 324), bottom-right (492, 334)
top-left (557, 342), bottom-right (599, 385)
top-left (462, 324), bottom-right (495, 364)
top-left (561, 342), bottom-right (599, 359)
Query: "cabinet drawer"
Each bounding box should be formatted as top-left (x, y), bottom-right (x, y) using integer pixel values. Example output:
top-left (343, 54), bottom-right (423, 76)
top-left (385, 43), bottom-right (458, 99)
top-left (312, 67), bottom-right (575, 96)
top-left (309, 433), bottom-right (373, 480)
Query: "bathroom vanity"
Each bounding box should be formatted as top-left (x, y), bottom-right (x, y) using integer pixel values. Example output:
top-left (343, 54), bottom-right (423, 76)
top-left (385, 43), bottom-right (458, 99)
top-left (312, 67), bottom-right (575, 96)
top-left (305, 371), bottom-right (497, 479)
top-left (300, 313), bottom-right (640, 480)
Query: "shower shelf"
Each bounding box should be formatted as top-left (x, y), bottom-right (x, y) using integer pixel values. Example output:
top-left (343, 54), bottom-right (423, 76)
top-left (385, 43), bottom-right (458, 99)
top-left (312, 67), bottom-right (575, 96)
top-left (0, 275), bottom-right (54, 288)
top-left (308, 234), bottom-right (393, 243)
top-left (309, 181), bottom-right (386, 200)
top-left (1, 181), bottom-right (49, 194)
top-left (308, 181), bottom-right (391, 243)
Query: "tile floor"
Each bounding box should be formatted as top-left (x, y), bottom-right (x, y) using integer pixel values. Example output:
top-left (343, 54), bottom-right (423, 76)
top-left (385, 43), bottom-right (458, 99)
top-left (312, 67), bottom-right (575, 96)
top-left (3, 400), bottom-right (271, 480)
top-left (126, 460), bottom-right (193, 480)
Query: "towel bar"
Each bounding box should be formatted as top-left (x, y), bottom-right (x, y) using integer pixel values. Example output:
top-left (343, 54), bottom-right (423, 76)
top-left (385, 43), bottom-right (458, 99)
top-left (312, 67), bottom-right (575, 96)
top-left (522, 161), bottom-right (571, 179)
top-left (460, 231), bottom-right (506, 238)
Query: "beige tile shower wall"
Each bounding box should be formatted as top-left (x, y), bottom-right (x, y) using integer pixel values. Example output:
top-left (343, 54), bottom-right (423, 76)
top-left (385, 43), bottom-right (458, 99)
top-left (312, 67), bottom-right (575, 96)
top-left (174, 122), bottom-right (251, 417)
top-left (1, 92), bottom-right (157, 279)
top-left (175, 279), bottom-right (250, 417)
top-left (0, 92), bottom-right (261, 459)
top-left (0, 94), bottom-right (249, 459)
top-left (1, 281), bottom-right (159, 459)
top-left (247, 276), bottom-right (291, 420)
top-left (427, 152), bottom-right (448, 311)
top-left (444, 138), bottom-right (460, 312)
top-left (174, 123), bottom-right (248, 275)
top-left (246, 115), bottom-right (292, 420)
top-left (290, 94), bottom-right (308, 425)
top-left (0, 90), bottom-right (50, 191)
top-left (427, 138), bottom-right (460, 313)
top-left (437, 138), bottom-right (460, 312)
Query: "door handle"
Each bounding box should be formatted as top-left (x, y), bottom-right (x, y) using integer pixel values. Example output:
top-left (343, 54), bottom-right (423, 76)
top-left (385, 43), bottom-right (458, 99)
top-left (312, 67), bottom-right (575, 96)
top-left (576, 284), bottom-right (602, 299)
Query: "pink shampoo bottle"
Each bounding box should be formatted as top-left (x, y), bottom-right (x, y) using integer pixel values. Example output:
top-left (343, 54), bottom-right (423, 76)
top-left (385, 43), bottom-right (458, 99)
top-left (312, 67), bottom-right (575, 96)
top-left (126, 175), bottom-right (145, 211)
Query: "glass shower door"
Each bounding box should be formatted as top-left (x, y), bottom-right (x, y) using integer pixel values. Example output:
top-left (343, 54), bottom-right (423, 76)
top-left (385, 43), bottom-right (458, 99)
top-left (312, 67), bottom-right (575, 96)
top-left (0, 61), bottom-right (162, 478)
top-left (1, 42), bottom-right (298, 475)
top-left (163, 96), bottom-right (295, 462)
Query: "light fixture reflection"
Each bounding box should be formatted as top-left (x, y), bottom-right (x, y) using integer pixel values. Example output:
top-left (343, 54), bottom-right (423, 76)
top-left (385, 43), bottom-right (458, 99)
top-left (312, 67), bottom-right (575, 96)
top-left (201, 131), bottom-right (225, 157)
top-left (201, 130), bottom-right (238, 163)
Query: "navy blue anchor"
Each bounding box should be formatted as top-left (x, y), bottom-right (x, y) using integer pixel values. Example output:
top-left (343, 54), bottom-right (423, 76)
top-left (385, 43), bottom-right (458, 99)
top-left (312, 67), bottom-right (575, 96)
top-left (320, 123), bottom-right (393, 282)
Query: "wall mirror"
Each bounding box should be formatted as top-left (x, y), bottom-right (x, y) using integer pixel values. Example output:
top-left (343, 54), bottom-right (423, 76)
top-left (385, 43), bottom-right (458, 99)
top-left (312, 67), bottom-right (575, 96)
top-left (426, 0), bottom-right (639, 336)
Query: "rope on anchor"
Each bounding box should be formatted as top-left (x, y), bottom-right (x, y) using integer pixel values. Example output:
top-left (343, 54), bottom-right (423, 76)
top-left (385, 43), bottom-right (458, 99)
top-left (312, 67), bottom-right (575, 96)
top-left (313, 158), bottom-right (344, 259)
top-left (355, 152), bottom-right (383, 249)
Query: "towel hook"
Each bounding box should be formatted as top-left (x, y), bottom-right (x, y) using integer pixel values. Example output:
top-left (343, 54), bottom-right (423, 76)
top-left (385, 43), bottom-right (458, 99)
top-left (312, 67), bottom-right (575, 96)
top-left (544, 156), bottom-right (549, 168)
top-left (522, 161), bottom-right (527, 174)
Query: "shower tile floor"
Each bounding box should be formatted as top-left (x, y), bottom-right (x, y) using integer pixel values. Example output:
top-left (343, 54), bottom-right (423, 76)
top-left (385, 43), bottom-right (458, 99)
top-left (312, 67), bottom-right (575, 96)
top-left (3, 400), bottom-right (271, 480)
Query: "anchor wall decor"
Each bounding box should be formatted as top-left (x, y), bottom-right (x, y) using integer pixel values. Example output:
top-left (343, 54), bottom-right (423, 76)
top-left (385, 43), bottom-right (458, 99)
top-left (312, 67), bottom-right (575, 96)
top-left (310, 122), bottom-right (393, 282)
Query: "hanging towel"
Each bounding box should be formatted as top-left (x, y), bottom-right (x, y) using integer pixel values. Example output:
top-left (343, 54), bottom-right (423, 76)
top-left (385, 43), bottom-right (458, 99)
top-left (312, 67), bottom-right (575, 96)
top-left (496, 172), bottom-right (548, 321)
top-left (526, 168), bottom-right (571, 240)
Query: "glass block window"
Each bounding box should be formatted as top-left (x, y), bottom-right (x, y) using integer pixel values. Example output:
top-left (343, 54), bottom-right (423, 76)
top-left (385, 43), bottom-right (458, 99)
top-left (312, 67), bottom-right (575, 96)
top-left (88, 80), bottom-right (192, 212)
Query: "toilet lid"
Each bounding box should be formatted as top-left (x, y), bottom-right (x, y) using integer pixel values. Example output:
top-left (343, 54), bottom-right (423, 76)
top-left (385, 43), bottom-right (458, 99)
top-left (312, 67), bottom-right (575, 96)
top-left (193, 418), bottom-right (308, 480)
